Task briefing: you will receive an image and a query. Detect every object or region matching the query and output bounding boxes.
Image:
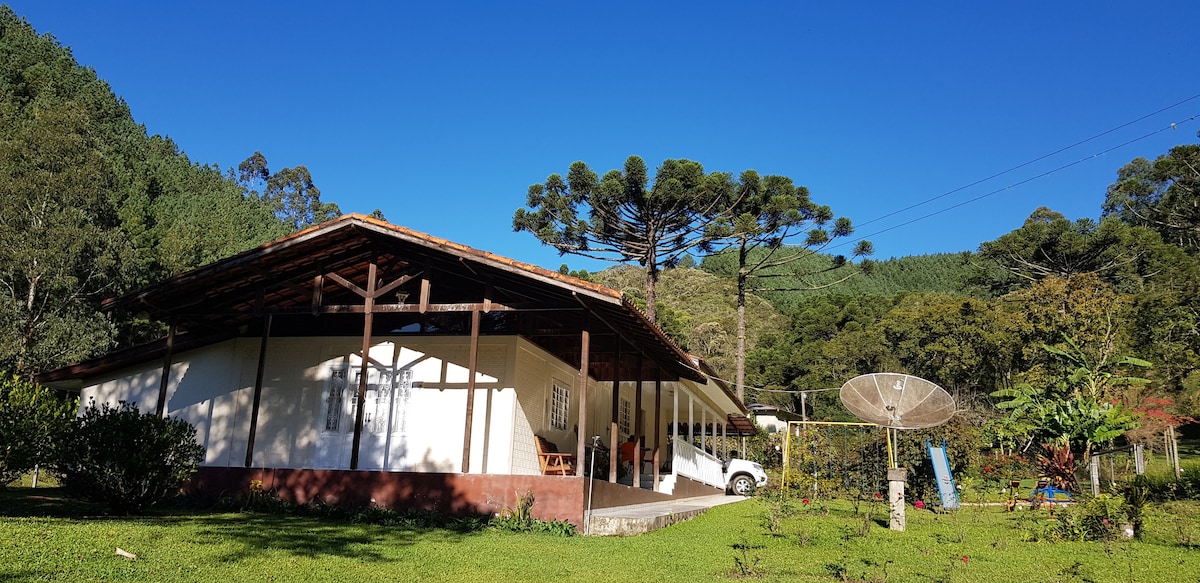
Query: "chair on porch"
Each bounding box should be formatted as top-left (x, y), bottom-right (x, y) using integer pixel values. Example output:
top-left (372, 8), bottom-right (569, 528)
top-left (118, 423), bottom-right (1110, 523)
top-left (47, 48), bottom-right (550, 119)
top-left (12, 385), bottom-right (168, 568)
top-left (619, 436), bottom-right (657, 474)
top-left (534, 435), bottom-right (577, 475)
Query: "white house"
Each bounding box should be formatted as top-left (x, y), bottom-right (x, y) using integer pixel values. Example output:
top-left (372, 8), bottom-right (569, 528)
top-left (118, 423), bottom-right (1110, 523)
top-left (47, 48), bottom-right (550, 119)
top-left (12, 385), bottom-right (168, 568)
top-left (39, 215), bottom-right (754, 526)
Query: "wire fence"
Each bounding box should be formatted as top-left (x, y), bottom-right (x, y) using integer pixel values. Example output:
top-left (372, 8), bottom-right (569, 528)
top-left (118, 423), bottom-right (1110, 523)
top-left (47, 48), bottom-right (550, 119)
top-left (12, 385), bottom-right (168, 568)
top-left (783, 421), bottom-right (889, 499)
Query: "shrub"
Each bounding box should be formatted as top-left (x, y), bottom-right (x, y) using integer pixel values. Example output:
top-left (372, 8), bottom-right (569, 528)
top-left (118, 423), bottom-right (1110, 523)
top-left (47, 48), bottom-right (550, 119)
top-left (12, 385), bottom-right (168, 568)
top-left (1137, 463), bottom-right (1200, 502)
top-left (0, 373), bottom-right (76, 486)
top-left (489, 489), bottom-right (576, 536)
top-left (58, 401), bottom-right (204, 513)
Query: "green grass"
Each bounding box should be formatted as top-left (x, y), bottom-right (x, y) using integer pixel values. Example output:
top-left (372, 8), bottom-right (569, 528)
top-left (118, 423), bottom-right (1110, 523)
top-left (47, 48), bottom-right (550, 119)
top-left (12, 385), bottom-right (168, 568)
top-left (1, 487), bottom-right (1198, 582)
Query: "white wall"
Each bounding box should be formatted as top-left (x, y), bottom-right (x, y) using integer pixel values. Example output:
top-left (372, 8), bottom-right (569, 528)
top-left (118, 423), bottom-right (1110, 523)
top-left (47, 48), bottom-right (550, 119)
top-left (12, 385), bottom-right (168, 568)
top-left (77, 334), bottom-right (743, 476)
top-left (81, 335), bottom-right (527, 474)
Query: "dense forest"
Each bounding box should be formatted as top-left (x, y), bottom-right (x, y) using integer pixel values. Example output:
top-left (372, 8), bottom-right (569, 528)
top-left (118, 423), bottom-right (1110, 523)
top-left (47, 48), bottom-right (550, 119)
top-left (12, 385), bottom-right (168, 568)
top-left (3, 5), bottom-right (1197, 460)
top-left (0, 7), bottom-right (343, 375)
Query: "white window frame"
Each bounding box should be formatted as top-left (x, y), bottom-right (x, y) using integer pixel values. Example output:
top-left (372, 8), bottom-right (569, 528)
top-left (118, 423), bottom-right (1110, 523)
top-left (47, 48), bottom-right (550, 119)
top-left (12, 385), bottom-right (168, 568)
top-left (550, 383), bottom-right (570, 431)
top-left (322, 365), bottom-right (349, 433)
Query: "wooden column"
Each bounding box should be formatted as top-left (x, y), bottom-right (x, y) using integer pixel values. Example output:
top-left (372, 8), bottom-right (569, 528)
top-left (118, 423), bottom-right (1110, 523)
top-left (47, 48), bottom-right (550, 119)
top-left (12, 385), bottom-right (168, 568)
top-left (154, 322), bottom-right (177, 418)
top-left (461, 308), bottom-right (481, 473)
top-left (653, 373), bottom-right (662, 489)
top-left (608, 342), bottom-right (622, 483)
top-left (672, 381), bottom-right (679, 471)
top-left (633, 355), bottom-right (644, 486)
top-left (574, 322), bottom-right (590, 476)
top-left (245, 314), bottom-right (272, 468)
top-left (349, 260), bottom-right (378, 471)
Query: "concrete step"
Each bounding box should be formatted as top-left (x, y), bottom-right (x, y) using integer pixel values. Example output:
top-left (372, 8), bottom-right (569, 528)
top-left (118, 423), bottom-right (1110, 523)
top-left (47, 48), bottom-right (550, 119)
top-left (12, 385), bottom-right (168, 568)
top-left (585, 494), bottom-right (748, 536)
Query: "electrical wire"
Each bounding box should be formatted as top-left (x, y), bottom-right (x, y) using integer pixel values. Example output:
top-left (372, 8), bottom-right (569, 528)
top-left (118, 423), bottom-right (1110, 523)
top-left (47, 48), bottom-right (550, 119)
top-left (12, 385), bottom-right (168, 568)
top-left (704, 372), bottom-right (841, 395)
top-left (824, 110), bottom-right (1200, 251)
top-left (854, 93), bottom-right (1200, 230)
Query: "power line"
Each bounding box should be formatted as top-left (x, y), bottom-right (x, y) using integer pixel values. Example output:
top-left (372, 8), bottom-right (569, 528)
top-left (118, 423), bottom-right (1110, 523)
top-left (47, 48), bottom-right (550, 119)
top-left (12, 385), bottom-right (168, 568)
top-left (841, 112), bottom-right (1199, 247)
top-left (854, 93), bottom-right (1200, 230)
top-left (705, 372), bottom-right (841, 395)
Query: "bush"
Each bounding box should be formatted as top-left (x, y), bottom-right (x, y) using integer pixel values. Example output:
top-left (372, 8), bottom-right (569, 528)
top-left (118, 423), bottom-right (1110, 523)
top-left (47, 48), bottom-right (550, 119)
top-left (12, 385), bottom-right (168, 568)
top-left (0, 373), bottom-right (75, 486)
top-left (58, 401), bottom-right (204, 513)
top-left (489, 489), bottom-right (576, 536)
top-left (1138, 464), bottom-right (1200, 501)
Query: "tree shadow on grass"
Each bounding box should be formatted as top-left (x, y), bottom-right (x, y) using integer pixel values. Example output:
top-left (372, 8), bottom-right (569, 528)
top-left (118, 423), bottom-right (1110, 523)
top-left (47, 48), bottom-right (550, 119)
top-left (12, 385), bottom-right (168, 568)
top-left (175, 512), bottom-right (479, 563)
top-left (0, 486), bottom-right (108, 518)
top-left (0, 486), bottom-right (489, 564)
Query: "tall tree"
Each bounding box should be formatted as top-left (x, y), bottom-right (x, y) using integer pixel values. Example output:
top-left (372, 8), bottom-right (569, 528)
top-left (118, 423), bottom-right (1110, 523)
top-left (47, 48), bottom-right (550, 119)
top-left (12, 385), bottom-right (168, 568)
top-left (244, 153), bottom-right (340, 232)
top-left (513, 155), bottom-right (732, 322)
top-left (236, 150), bottom-right (270, 197)
top-left (1104, 138), bottom-right (1200, 254)
top-left (975, 207), bottom-right (1187, 293)
top-left (0, 91), bottom-right (127, 375)
top-left (701, 170), bottom-right (871, 399)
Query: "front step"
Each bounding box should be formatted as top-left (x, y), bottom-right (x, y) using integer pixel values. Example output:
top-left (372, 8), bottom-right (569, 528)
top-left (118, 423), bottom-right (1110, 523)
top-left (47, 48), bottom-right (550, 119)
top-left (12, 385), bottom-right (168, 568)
top-left (657, 473), bottom-right (675, 494)
top-left (586, 494), bottom-right (747, 536)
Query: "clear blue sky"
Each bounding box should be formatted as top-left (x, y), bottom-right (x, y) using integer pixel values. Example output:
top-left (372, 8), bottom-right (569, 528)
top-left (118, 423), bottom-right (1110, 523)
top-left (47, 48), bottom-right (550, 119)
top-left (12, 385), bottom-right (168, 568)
top-left (13, 1), bottom-right (1200, 270)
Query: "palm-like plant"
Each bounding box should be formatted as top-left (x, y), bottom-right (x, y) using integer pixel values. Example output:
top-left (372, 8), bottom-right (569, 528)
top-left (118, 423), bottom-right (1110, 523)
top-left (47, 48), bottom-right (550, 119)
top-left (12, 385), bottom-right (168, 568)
top-left (1035, 442), bottom-right (1078, 492)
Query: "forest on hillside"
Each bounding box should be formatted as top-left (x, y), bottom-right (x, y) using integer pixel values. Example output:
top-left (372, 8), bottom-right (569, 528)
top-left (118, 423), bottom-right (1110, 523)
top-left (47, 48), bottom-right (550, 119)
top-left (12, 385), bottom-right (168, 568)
top-left (2, 5), bottom-right (1197, 461)
top-left (0, 7), bottom-right (347, 375)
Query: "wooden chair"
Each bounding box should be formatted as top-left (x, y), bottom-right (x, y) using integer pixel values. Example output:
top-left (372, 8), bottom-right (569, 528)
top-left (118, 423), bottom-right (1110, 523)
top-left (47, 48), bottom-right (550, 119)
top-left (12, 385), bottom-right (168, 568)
top-left (534, 435), bottom-right (577, 475)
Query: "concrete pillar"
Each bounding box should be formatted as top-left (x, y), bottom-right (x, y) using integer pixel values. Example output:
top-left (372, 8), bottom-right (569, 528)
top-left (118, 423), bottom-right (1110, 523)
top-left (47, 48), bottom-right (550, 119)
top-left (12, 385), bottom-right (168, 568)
top-left (888, 467), bottom-right (907, 531)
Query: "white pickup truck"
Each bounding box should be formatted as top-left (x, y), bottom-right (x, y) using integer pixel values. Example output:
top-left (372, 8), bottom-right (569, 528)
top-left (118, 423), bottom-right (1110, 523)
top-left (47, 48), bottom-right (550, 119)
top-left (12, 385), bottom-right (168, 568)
top-left (724, 457), bottom-right (769, 495)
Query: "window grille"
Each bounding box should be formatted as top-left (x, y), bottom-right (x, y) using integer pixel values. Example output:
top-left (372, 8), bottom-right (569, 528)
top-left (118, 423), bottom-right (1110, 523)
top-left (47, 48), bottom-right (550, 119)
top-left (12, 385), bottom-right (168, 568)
top-left (324, 367), bottom-right (347, 432)
top-left (550, 383), bottom-right (569, 431)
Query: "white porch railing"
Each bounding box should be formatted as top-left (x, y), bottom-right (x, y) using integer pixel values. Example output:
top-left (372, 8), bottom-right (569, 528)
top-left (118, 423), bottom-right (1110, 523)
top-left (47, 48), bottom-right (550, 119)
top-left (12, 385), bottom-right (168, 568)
top-left (671, 437), bottom-right (725, 489)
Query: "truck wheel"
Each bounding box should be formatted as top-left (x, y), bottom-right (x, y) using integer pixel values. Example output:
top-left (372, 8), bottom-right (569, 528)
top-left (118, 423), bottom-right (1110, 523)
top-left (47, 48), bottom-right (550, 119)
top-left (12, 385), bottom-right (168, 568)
top-left (730, 474), bottom-right (755, 496)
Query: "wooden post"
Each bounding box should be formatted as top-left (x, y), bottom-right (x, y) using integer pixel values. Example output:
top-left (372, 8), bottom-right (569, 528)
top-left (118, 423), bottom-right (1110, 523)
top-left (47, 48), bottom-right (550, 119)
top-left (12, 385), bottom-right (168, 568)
top-left (672, 378), bottom-right (679, 471)
top-left (574, 321), bottom-right (590, 476)
top-left (633, 355), bottom-right (644, 487)
top-left (608, 342), bottom-right (622, 483)
top-left (349, 260), bottom-right (377, 471)
top-left (461, 308), bottom-right (481, 473)
top-left (1169, 425), bottom-right (1182, 477)
top-left (653, 372), bottom-right (662, 489)
top-left (245, 314), bottom-right (272, 468)
top-left (155, 322), bottom-right (176, 418)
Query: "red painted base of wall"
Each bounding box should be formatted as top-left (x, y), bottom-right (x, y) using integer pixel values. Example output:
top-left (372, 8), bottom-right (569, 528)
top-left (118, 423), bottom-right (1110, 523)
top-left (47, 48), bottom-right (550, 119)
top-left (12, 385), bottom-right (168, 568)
top-left (188, 467), bottom-right (725, 529)
top-left (189, 467), bottom-right (587, 526)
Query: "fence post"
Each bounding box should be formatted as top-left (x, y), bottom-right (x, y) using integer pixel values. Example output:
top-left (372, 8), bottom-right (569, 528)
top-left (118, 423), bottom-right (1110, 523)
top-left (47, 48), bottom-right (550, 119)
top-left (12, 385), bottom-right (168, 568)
top-left (1089, 455), bottom-right (1100, 496)
top-left (1169, 425), bottom-right (1182, 478)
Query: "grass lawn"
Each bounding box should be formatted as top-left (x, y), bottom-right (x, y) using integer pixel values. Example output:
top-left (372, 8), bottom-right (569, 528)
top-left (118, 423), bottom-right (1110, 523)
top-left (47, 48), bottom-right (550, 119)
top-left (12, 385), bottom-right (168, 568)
top-left (1, 487), bottom-right (1197, 582)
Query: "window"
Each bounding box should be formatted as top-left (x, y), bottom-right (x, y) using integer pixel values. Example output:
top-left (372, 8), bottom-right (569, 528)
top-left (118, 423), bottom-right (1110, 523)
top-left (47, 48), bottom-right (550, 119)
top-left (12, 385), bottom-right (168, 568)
top-left (371, 370), bottom-right (391, 434)
top-left (323, 367), bottom-right (347, 432)
top-left (619, 398), bottom-right (631, 436)
top-left (550, 383), bottom-right (569, 431)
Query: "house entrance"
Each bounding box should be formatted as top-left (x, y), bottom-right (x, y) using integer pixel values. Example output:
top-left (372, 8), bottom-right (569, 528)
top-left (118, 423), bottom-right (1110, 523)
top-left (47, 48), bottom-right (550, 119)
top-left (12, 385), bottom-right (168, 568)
top-left (314, 364), bottom-right (414, 470)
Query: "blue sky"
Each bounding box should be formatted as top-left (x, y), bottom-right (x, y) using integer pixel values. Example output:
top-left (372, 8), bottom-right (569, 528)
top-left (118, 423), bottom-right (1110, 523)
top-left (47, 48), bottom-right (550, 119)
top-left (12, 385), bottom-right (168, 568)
top-left (13, 1), bottom-right (1200, 271)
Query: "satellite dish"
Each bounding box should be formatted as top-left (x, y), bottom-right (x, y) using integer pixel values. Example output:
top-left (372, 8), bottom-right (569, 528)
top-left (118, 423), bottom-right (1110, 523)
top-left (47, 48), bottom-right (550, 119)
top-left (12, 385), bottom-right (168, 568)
top-left (839, 373), bottom-right (955, 430)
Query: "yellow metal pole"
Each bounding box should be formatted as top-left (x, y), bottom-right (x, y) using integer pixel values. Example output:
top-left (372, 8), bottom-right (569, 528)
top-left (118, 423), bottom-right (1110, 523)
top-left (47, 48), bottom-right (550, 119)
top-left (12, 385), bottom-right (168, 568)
top-left (783, 421), bottom-right (793, 496)
top-left (886, 427), bottom-right (896, 469)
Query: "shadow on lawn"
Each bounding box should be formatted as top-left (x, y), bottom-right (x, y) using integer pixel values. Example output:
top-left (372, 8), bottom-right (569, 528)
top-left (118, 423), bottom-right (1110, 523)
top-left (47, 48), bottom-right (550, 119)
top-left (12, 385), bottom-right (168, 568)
top-left (0, 487), bottom-right (107, 518)
top-left (0, 486), bottom-right (488, 564)
top-left (176, 512), bottom-right (480, 563)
